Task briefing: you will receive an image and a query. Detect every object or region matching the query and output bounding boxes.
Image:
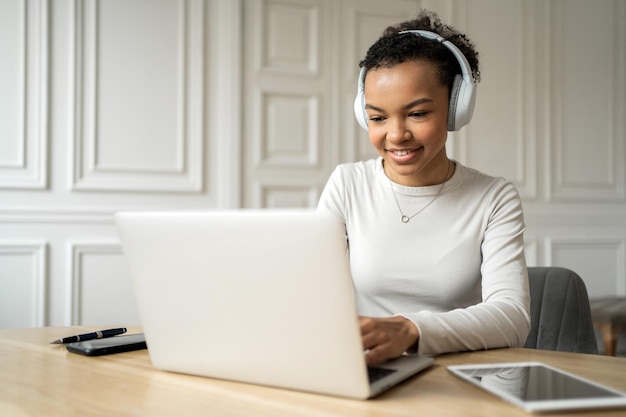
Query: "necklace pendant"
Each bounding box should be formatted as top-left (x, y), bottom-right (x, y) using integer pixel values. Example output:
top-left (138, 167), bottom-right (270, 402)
top-left (389, 161), bottom-right (452, 225)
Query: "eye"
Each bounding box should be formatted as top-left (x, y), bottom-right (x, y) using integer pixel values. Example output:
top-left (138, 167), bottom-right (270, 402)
top-left (368, 115), bottom-right (385, 123)
top-left (409, 111), bottom-right (428, 118)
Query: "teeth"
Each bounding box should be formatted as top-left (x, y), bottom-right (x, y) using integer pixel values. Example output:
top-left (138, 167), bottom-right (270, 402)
top-left (393, 150), bottom-right (411, 156)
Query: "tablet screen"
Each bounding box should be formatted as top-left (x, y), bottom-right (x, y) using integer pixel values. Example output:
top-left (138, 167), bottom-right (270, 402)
top-left (448, 362), bottom-right (626, 412)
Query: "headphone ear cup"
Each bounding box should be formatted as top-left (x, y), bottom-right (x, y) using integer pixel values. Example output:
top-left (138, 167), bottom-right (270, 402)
top-left (448, 75), bottom-right (463, 131)
top-left (448, 74), bottom-right (476, 131)
top-left (354, 91), bottom-right (369, 131)
top-left (354, 67), bottom-right (369, 131)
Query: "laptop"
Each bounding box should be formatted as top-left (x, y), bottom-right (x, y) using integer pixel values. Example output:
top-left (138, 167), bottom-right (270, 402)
top-left (115, 210), bottom-right (433, 399)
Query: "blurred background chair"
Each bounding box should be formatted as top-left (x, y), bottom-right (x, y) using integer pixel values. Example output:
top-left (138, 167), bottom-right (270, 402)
top-left (589, 297), bottom-right (626, 356)
top-left (524, 267), bottom-right (598, 354)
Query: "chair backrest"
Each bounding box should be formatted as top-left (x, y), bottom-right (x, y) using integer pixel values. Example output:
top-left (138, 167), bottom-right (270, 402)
top-left (524, 267), bottom-right (598, 354)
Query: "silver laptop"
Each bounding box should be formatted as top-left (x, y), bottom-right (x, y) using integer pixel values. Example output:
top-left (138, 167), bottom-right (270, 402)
top-left (115, 210), bottom-right (433, 399)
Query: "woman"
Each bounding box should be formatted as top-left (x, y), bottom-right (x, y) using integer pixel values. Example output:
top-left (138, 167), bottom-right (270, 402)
top-left (317, 10), bottom-right (530, 365)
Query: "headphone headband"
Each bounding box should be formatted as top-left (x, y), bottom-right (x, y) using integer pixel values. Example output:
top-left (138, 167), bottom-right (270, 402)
top-left (398, 30), bottom-right (473, 81)
top-left (354, 29), bottom-right (477, 132)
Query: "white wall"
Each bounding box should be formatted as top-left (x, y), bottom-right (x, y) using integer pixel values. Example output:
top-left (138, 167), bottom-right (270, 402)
top-left (0, 0), bottom-right (241, 327)
top-left (0, 0), bottom-right (624, 328)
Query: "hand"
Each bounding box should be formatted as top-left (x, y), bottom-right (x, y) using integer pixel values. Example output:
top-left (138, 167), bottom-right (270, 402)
top-left (360, 316), bottom-right (419, 365)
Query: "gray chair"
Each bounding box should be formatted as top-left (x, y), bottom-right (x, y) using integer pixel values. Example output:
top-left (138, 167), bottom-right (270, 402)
top-left (524, 267), bottom-right (598, 354)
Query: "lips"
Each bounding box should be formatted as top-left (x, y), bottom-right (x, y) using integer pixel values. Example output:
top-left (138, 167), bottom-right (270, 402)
top-left (385, 146), bottom-right (423, 164)
top-left (391, 149), bottom-right (415, 156)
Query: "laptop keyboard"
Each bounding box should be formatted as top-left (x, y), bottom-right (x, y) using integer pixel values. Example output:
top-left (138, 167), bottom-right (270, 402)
top-left (367, 366), bottom-right (397, 383)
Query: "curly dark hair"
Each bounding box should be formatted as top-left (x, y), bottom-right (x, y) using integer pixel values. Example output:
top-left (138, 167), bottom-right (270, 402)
top-left (359, 10), bottom-right (481, 93)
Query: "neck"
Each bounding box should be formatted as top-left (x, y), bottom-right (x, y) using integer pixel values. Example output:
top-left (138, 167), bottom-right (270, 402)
top-left (384, 158), bottom-right (454, 187)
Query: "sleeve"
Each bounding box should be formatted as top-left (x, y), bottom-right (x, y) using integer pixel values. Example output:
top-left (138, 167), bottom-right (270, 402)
top-left (404, 180), bottom-right (531, 356)
top-left (316, 166), bottom-right (346, 222)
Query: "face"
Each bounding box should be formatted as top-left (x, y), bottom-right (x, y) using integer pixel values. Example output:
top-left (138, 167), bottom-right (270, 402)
top-left (364, 60), bottom-right (450, 186)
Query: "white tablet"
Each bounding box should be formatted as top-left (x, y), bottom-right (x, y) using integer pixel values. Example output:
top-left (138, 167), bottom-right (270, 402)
top-left (448, 362), bottom-right (626, 413)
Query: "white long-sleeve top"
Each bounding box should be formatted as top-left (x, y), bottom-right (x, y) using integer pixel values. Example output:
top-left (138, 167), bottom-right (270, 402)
top-left (317, 157), bottom-right (531, 356)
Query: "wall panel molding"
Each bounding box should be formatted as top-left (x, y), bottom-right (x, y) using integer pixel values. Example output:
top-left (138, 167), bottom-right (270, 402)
top-left (254, 91), bottom-right (320, 168)
top-left (0, 0), bottom-right (48, 189)
top-left (452, 0), bottom-right (537, 200)
top-left (0, 241), bottom-right (48, 327)
top-left (547, 0), bottom-right (626, 202)
top-left (66, 241), bottom-right (140, 326)
top-left (253, 182), bottom-right (319, 208)
top-left (546, 237), bottom-right (626, 296)
top-left (259, 0), bottom-right (320, 75)
top-left (243, 0), bottom-right (333, 207)
top-left (67, 242), bottom-right (116, 324)
top-left (209, 0), bottom-right (243, 208)
top-left (0, 208), bottom-right (114, 224)
top-left (69, 0), bottom-right (205, 192)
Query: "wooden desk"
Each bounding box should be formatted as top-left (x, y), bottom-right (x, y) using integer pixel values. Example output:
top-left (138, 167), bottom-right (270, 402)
top-left (1, 326), bottom-right (626, 417)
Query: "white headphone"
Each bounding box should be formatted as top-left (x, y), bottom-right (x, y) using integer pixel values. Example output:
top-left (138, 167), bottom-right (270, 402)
top-left (353, 30), bottom-right (477, 132)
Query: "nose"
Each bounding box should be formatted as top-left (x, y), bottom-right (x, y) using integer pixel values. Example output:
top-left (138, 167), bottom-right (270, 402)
top-left (386, 118), bottom-right (410, 143)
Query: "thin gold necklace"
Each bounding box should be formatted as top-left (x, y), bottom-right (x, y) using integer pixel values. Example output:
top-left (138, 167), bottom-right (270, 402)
top-left (388, 161), bottom-right (453, 224)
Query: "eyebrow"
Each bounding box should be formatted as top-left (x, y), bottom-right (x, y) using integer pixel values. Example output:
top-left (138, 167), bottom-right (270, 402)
top-left (365, 98), bottom-right (433, 112)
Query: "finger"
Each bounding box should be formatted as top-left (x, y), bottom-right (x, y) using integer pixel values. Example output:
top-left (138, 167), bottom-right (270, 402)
top-left (364, 345), bottom-right (390, 366)
top-left (361, 330), bottom-right (383, 351)
top-left (359, 316), bottom-right (376, 334)
top-left (360, 319), bottom-right (387, 350)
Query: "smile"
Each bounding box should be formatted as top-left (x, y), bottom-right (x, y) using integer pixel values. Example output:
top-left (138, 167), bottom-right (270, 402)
top-left (389, 148), bottom-right (418, 156)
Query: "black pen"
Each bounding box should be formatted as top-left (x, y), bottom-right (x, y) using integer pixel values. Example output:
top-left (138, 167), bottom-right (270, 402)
top-left (50, 327), bottom-right (127, 344)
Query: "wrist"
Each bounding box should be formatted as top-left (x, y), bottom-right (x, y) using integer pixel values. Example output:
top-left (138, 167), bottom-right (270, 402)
top-left (406, 336), bottom-right (420, 354)
top-left (395, 314), bottom-right (420, 354)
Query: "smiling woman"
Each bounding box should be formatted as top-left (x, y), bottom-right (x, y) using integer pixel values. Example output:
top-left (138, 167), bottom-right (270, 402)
top-left (364, 60), bottom-right (450, 187)
top-left (317, 9), bottom-right (531, 366)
